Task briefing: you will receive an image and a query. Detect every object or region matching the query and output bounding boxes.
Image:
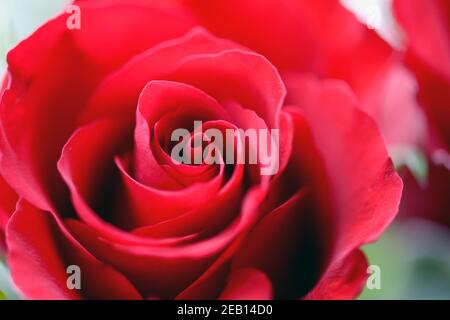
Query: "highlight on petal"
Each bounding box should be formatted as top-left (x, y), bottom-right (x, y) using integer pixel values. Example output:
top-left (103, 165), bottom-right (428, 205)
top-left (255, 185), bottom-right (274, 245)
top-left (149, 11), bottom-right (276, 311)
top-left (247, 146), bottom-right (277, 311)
top-left (0, 173), bottom-right (17, 232)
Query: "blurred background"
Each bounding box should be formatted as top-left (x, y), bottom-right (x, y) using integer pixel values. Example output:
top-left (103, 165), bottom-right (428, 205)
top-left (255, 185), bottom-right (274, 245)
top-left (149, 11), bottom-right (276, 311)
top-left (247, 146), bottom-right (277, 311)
top-left (0, 0), bottom-right (449, 300)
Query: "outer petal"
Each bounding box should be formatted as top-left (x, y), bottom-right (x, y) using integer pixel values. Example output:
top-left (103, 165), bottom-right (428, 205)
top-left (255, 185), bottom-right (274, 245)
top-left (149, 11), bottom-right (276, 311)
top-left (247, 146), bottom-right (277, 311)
top-left (86, 43), bottom-right (285, 132)
top-left (304, 249), bottom-right (368, 300)
top-left (285, 75), bottom-right (403, 263)
top-left (0, 173), bottom-right (17, 251)
top-left (394, 0), bottom-right (450, 150)
top-left (394, 0), bottom-right (450, 76)
top-left (0, 174), bottom-right (17, 232)
top-left (219, 268), bottom-right (273, 300)
top-left (0, 1), bottom-right (195, 212)
top-left (178, 0), bottom-right (393, 95)
top-left (6, 200), bottom-right (142, 299)
top-left (62, 185), bottom-right (267, 299)
top-left (80, 28), bottom-right (244, 124)
top-left (231, 188), bottom-right (327, 299)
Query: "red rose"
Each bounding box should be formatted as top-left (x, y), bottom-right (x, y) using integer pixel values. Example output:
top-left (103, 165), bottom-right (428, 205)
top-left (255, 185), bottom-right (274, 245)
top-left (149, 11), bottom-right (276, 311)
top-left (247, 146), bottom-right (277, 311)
top-left (0, 0), bottom-right (402, 299)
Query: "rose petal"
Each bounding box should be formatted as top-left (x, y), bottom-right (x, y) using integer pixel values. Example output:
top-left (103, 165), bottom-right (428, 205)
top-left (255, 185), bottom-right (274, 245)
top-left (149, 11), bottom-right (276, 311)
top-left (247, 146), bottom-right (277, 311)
top-left (304, 249), bottom-right (368, 300)
top-left (6, 200), bottom-right (142, 299)
top-left (0, 173), bottom-right (17, 232)
top-left (115, 154), bottom-right (225, 229)
top-left (133, 80), bottom-right (229, 188)
top-left (63, 184), bottom-right (266, 299)
top-left (57, 116), bottom-right (133, 228)
top-left (231, 188), bottom-right (326, 299)
top-left (179, 0), bottom-right (392, 95)
top-left (394, 0), bottom-right (450, 77)
top-left (71, 0), bottom-right (196, 70)
top-left (81, 27), bottom-right (243, 124)
top-left (166, 50), bottom-right (285, 129)
top-left (219, 268), bottom-right (273, 300)
top-left (394, 0), bottom-right (450, 149)
top-left (0, 1), bottom-right (194, 212)
top-left (285, 76), bottom-right (403, 263)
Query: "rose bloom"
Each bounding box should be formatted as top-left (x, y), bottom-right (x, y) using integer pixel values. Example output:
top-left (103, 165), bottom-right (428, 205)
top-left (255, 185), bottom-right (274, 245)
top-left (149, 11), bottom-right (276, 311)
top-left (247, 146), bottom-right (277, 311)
top-left (392, 0), bottom-right (450, 228)
top-left (0, 0), bottom-right (403, 299)
top-left (394, 0), bottom-right (450, 152)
